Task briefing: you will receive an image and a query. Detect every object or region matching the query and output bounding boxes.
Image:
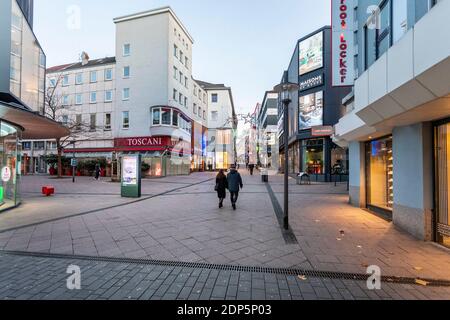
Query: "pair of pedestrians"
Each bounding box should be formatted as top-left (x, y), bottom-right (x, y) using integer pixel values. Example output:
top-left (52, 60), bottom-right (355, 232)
top-left (215, 165), bottom-right (243, 210)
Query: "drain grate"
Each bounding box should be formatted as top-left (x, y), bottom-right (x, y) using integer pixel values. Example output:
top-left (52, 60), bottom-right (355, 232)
top-left (2, 250), bottom-right (450, 287)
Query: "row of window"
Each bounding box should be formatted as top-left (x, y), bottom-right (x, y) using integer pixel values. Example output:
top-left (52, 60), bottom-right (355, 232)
top-left (22, 141), bottom-right (57, 151)
top-left (173, 44), bottom-right (189, 69)
top-left (173, 67), bottom-right (188, 88)
top-left (151, 107), bottom-right (192, 134)
top-left (53, 68), bottom-right (114, 87)
top-left (193, 84), bottom-right (207, 103)
top-left (62, 88), bottom-right (129, 106)
top-left (62, 113), bottom-right (112, 131)
top-left (174, 28), bottom-right (189, 51)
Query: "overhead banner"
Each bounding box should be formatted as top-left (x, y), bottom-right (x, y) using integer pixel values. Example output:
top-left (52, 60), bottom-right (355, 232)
top-left (332, 0), bottom-right (355, 87)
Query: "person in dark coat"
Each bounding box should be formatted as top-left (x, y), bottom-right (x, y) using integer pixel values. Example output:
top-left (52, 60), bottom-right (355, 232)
top-left (94, 163), bottom-right (101, 181)
top-left (227, 165), bottom-right (243, 210)
top-left (249, 164), bottom-right (255, 176)
top-left (215, 169), bottom-right (228, 208)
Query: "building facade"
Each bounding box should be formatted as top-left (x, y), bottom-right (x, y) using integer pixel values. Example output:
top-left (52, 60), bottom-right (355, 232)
top-left (333, 0), bottom-right (449, 246)
top-left (30, 7), bottom-right (235, 177)
top-left (280, 26), bottom-right (351, 181)
top-left (257, 91), bottom-right (279, 170)
top-left (0, 0), bottom-right (68, 210)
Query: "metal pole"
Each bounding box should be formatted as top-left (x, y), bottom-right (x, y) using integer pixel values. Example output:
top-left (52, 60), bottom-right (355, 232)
top-left (72, 142), bottom-right (75, 183)
top-left (283, 100), bottom-right (290, 230)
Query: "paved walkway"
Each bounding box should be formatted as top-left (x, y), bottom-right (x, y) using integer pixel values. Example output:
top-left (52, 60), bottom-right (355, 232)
top-left (1, 171), bottom-right (450, 299)
top-left (2, 253), bottom-right (450, 300)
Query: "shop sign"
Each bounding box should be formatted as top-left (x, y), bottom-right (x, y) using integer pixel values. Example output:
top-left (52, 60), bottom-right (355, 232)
top-left (311, 125), bottom-right (334, 137)
top-left (1, 167), bottom-right (11, 182)
top-left (115, 136), bottom-right (172, 148)
top-left (332, 0), bottom-right (355, 87)
top-left (299, 74), bottom-right (323, 91)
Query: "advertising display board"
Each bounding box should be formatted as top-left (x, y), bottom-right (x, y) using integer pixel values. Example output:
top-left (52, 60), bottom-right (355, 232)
top-left (121, 155), bottom-right (141, 198)
top-left (332, 0), bottom-right (355, 86)
top-left (299, 32), bottom-right (324, 76)
top-left (299, 91), bottom-right (324, 130)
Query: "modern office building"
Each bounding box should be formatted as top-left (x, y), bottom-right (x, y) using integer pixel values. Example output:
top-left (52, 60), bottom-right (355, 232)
top-left (333, 0), bottom-right (449, 246)
top-left (279, 26), bottom-right (351, 181)
top-left (0, 0), bottom-right (68, 210)
top-left (16, 0), bottom-right (33, 28)
top-left (35, 7), bottom-right (235, 177)
top-left (257, 91), bottom-right (279, 170)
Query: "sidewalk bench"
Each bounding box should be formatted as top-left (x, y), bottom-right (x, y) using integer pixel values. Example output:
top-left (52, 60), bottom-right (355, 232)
top-left (42, 186), bottom-right (55, 197)
top-left (297, 173), bottom-right (311, 185)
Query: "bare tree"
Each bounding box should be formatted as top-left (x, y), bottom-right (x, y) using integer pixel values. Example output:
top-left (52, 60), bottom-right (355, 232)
top-left (44, 73), bottom-right (101, 178)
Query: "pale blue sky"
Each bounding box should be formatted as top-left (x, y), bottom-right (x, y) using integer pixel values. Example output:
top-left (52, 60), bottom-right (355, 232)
top-left (34, 0), bottom-right (330, 114)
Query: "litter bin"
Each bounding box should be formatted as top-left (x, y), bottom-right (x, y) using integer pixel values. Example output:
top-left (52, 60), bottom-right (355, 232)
top-left (261, 170), bottom-right (269, 183)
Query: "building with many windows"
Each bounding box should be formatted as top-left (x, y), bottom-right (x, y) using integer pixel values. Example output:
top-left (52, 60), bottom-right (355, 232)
top-left (257, 91), bottom-right (279, 170)
top-left (333, 0), bottom-right (449, 246)
top-left (28, 6), bottom-right (236, 177)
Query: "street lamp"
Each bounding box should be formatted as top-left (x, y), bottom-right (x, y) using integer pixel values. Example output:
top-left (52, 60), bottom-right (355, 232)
top-left (71, 140), bottom-right (76, 183)
top-left (274, 77), bottom-right (299, 230)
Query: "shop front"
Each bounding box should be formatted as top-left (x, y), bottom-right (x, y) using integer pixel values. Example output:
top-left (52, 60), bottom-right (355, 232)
top-left (435, 119), bottom-right (450, 248)
top-left (365, 136), bottom-right (393, 219)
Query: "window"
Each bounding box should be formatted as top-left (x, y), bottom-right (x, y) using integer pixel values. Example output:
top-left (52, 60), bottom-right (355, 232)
top-left (376, 1), bottom-right (391, 58)
top-left (122, 88), bottom-right (130, 100)
top-left (152, 108), bottom-right (161, 125)
top-left (174, 44), bottom-right (178, 58)
top-left (39, 52), bottom-right (46, 67)
top-left (180, 51), bottom-right (184, 63)
top-left (75, 73), bottom-right (83, 85)
top-left (161, 108), bottom-right (171, 125)
top-left (184, 97), bottom-right (188, 107)
top-left (22, 142), bottom-right (31, 150)
top-left (172, 110), bottom-right (179, 127)
top-left (47, 141), bottom-right (57, 150)
top-left (123, 44), bottom-right (131, 56)
top-left (105, 90), bottom-right (113, 102)
top-left (90, 71), bottom-right (97, 83)
top-left (184, 76), bottom-right (188, 88)
top-left (179, 71), bottom-right (183, 84)
top-left (194, 85), bottom-right (197, 96)
top-left (193, 103), bottom-right (197, 114)
top-left (198, 107), bottom-right (202, 116)
top-left (173, 66), bottom-right (178, 79)
top-left (185, 57), bottom-right (189, 69)
top-left (75, 94), bottom-right (82, 105)
top-left (62, 115), bottom-right (69, 125)
top-left (203, 110), bottom-right (206, 120)
top-left (104, 113), bottom-right (111, 130)
top-left (122, 111), bottom-right (129, 129)
top-left (212, 94), bottom-right (218, 103)
top-left (63, 95), bottom-right (69, 106)
top-left (75, 114), bottom-right (82, 131)
top-left (90, 92), bottom-right (97, 104)
top-left (173, 89), bottom-right (177, 100)
top-left (179, 93), bottom-right (183, 105)
top-left (90, 114), bottom-right (96, 131)
top-left (62, 75), bottom-right (69, 86)
top-left (301, 139), bottom-right (324, 175)
top-left (203, 93), bottom-right (206, 103)
top-left (393, 0), bottom-right (408, 44)
top-left (49, 78), bottom-right (56, 87)
top-left (123, 66), bottom-right (130, 78)
top-left (33, 141), bottom-right (45, 150)
top-left (104, 68), bottom-right (113, 81)
top-left (211, 111), bottom-right (218, 121)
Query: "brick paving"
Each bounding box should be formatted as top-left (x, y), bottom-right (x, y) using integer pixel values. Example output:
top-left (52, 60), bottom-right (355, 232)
top-left (1, 171), bottom-right (450, 299)
top-left (1, 253), bottom-right (450, 300)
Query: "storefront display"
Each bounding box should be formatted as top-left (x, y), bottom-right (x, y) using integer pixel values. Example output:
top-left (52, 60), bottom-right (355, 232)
top-left (435, 121), bottom-right (450, 248)
top-left (301, 139), bottom-right (324, 174)
top-left (299, 91), bottom-right (323, 130)
top-left (365, 136), bottom-right (393, 215)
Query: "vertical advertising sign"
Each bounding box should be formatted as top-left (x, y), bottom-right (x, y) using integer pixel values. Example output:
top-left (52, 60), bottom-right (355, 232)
top-left (121, 155), bottom-right (141, 198)
top-left (332, 0), bottom-right (355, 86)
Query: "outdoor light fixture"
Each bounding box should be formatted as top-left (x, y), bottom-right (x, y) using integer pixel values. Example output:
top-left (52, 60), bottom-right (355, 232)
top-left (274, 74), bottom-right (300, 230)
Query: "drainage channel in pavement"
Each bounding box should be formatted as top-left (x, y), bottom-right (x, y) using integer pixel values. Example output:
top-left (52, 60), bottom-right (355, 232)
top-left (3, 250), bottom-right (449, 287)
top-left (0, 177), bottom-right (215, 234)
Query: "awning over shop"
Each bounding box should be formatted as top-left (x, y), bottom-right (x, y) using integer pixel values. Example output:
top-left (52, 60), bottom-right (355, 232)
top-left (0, 101), bottom-right (69, 139)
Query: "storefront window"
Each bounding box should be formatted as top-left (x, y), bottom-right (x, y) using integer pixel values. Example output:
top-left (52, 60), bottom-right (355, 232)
top-left (365, 136), bottom-right (393, 212)
top-left (0, 121), bottom-right (21, 211)
top-left (301, 139), bottom-right (324, 174)
top-left (436, 122), bottom-right (450, 248)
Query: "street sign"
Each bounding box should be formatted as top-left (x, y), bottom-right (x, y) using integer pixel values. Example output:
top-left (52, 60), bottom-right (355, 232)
top-left (71, 159), bottom-right (78, 167)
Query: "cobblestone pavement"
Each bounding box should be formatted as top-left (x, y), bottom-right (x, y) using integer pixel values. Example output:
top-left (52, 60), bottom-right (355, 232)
top-left (2, 253), bottom-right (450, 300)
top-left (1, 171), bottom-right (450, 288)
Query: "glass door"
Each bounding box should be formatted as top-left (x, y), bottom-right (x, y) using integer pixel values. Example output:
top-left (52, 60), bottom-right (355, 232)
top-left (435, 122), bottom-right (450, 247)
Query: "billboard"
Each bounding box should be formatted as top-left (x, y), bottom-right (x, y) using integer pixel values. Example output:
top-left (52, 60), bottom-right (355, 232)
top-left (299, 32), bottom-right (324, 76)
top-left (299, 91), bottom-right (323, 130)
top-left (332, 0), bottom-right (355, 86)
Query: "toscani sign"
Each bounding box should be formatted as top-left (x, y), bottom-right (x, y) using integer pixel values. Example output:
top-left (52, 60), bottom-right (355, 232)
top-left (332, 0), bottom-right (355, 87)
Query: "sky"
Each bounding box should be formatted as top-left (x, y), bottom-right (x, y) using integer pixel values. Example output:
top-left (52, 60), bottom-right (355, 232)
top-left (34, 0), bottom-right (331, 115)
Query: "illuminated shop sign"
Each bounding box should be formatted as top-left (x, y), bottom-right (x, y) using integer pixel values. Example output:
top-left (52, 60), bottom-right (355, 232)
top-left (332, 0), bottom-right (355, 86)
top-left (299, 74), bottom-right (324, 91)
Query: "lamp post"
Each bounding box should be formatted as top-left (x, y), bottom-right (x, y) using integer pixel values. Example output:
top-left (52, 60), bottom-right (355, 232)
top-left (71, 140), bottom-right (76, 183)
top-left (274, 78), bottom-right (300, 230)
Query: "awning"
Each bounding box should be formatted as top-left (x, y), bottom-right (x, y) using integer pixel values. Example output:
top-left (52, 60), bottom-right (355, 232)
top-left (0, 101), bottom-right (69, 139)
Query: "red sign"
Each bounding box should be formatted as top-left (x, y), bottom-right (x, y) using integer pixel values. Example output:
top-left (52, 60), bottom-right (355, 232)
top-left (114, 136), bottom-right (172, 148)
top-left (311, 126), bottom-right (334, 137)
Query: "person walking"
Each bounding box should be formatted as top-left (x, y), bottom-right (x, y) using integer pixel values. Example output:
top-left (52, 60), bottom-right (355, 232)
top-left (94, 163), bottom-right (101, 181)
top-left (227, 164), bottom-right (243, 210)
top-left (249, 163), bottom-right (255, 176)
top-left (215, 169), bottom-right (228, 208)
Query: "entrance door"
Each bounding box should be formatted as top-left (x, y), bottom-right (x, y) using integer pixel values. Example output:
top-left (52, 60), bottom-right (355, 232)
top-left (436, 122), bottom-right (450, 247)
